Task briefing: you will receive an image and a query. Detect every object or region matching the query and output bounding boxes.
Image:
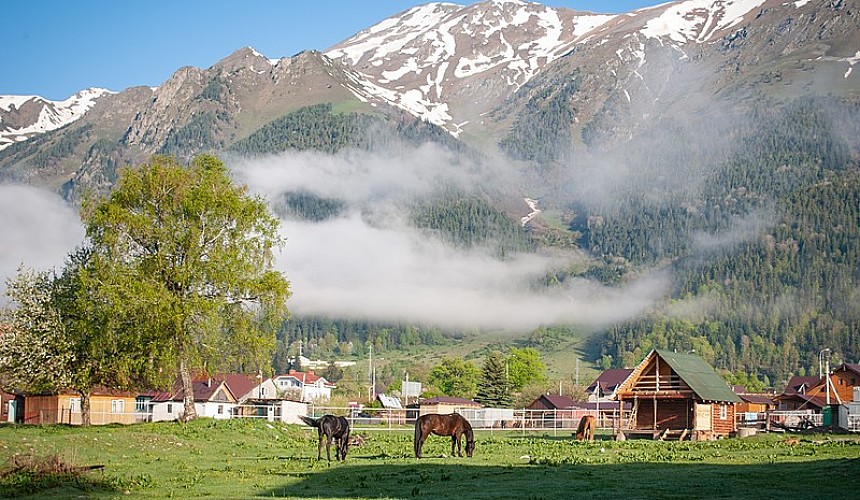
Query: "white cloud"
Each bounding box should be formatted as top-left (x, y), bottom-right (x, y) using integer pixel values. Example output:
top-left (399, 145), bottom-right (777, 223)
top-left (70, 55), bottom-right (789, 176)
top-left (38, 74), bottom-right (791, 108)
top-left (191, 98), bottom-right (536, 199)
top-left (231, 146), bottom-right (671, 332)
top-left (0, 185), bottom-right (85, 299)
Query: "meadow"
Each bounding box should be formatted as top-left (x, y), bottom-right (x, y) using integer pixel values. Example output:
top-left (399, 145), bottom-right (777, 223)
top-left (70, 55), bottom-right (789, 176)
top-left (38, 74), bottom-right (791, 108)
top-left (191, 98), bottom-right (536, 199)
top-left (1, 418), bottom-right (859, 499)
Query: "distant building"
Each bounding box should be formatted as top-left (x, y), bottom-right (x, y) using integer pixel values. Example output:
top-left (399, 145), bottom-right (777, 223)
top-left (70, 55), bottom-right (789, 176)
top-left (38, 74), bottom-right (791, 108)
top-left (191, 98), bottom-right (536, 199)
top-left (272, 370), bottom-right (335, 402)
top-left (587, 369), bottom-right (634, 402)
top-left (149, 377), bottom-right (238, 422)
top-left (417, 396), bottom-right (481, 416)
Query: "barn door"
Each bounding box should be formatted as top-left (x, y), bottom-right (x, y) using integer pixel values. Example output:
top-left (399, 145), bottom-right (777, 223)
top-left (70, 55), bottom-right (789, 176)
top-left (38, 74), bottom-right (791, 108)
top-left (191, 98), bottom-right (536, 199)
top-left (694, 403), bottom-right (712, 431)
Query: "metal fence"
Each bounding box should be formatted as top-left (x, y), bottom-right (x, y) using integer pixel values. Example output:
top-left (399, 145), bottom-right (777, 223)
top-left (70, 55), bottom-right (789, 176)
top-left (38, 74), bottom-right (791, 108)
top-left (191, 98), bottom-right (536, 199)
top-left (736, 410), bottom-right (824, 431)
top-left (305, 406), bottom-right (632, 434)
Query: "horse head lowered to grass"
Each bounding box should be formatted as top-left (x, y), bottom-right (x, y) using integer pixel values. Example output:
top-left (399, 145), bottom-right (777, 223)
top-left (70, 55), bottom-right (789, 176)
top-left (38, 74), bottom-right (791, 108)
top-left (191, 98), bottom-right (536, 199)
top-left (299, 414), bottom-right (350, 462)
top-left (414, 413), bottom-right (475, 458)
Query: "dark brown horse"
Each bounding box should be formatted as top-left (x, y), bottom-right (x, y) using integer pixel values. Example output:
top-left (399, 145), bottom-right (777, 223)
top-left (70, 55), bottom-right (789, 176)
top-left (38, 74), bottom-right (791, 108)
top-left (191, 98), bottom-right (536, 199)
top-left (414, 413), bottom-right (475, 458)
top-left (299, 414), bottom-right (350, 461)
top-left (576, 415), bottom-right (596, 441)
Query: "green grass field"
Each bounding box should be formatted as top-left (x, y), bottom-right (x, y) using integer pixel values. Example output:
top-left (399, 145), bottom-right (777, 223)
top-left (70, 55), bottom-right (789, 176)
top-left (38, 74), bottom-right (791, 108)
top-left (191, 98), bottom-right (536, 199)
top-left (1, 419), bottom-right (858, 499)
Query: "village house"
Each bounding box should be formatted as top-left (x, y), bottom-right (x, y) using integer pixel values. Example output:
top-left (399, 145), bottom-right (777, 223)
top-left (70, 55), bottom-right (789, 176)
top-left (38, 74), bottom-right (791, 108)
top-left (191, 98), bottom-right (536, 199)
top-left (587, 368), bottom-right (633, 402)
top-left (778, 363), bottom-right (860, 430)
top-left (775, 375), bottom-right (822, 411)
top-left (149, 377), bottom-right (238, 422)
top-left (615, 349), bottom-right (741, 440)
top-left (272, 369), bottom-right (335, 402)
top-left (221, 372), bottom-right (278, 402)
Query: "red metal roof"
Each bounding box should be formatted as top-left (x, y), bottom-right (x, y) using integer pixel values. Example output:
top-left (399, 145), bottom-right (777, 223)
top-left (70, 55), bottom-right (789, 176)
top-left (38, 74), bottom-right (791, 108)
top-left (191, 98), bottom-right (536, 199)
top-left (781, 375), bottom-right (821, 396)
top-left (587, 369), bottom-right (634, 393)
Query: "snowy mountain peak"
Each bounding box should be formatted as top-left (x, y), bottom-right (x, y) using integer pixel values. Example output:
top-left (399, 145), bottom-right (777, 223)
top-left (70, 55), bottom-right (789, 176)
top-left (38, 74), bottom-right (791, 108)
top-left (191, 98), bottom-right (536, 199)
top-left (0, 87), bottom-right (112, 151)
top-left (325, 0), bottom-right (615, 134)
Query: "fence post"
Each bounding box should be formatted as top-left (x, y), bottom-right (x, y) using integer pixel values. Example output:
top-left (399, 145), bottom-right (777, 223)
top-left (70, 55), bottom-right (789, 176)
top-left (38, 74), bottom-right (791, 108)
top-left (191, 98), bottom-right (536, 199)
top-left (521, 408), bottom-right (525, 436)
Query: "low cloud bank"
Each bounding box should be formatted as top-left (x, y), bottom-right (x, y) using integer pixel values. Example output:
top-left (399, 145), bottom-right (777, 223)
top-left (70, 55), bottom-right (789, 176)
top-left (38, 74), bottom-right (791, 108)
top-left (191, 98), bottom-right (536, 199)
top-left (232, 147), bottom-right (672, 332)
top-left (0, 185), bottom-right (84, 300)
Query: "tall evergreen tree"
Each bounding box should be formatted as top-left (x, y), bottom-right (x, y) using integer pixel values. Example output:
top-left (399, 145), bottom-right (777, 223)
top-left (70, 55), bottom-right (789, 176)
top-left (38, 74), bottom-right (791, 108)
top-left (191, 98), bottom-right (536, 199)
top-left (475, 351), bottom-right (512, 408)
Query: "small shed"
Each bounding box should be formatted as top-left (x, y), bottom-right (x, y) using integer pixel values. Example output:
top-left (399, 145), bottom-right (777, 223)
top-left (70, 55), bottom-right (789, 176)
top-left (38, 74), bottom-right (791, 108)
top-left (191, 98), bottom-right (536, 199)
top-left (615, 349), bottom-right (741, 440)
top-left (527, 394), bottom-right (582, 428)
top-left (417, 396), bottom-right (481, 416)
top-left (24, 390), bottom-right (137, 425)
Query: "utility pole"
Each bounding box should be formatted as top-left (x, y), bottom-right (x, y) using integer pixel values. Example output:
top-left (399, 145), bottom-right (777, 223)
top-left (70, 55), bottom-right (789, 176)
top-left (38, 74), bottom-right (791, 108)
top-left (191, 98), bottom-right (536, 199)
top-left (368, 344), bottom-right (373, 402)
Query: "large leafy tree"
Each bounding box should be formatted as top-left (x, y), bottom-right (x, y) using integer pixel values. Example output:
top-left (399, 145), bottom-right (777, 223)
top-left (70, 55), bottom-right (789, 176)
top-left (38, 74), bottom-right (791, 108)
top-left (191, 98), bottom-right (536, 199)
top-left (474, 351), bottom-right (512, 408)
top-left (83, 154), bottom-right (291, 421)
top-left (507, 347), bottom-right (547, 391)
top-left (427, 357), bottom-right (479, 399)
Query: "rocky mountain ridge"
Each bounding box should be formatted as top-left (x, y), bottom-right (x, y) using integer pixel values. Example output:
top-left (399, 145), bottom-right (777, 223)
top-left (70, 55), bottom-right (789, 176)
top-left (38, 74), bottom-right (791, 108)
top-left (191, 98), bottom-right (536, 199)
top-left (1, 0), bottom-right (858, 196)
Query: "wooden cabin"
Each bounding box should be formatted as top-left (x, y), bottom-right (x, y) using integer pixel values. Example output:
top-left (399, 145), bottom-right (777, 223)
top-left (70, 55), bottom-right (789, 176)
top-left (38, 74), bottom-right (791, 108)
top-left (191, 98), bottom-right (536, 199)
top-left (615, 349), bottom-right (741, 440)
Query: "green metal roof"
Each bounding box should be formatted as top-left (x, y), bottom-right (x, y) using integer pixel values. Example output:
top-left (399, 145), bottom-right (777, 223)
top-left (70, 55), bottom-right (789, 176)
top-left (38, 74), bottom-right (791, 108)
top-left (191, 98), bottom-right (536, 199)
top-left (654, 349), bottom-right (742, 403)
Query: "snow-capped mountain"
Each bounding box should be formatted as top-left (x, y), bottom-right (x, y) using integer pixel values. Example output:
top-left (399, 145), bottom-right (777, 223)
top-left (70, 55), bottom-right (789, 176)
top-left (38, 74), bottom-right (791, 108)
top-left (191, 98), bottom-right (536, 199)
top-left (1, 0), bottom-right (858, 197)
top-left (0, 88), bottom-right (112, 151)
top-left (325, 0), bottom-right (615, 135)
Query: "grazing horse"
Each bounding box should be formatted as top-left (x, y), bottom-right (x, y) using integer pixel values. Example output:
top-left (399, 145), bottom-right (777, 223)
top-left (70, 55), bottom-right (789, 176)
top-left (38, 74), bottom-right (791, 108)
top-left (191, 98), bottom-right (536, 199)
top-left (299, 414), bottom-right (350, 461)
top-left (414, 413), bottom-right (475, 458)
top-left (576, 415), bottom-right (596, 441)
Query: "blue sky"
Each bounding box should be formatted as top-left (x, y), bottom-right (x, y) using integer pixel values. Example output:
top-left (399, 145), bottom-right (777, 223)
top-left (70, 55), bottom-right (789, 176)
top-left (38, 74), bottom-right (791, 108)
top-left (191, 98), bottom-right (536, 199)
top-left (2, 1), bottom-right (664, 101)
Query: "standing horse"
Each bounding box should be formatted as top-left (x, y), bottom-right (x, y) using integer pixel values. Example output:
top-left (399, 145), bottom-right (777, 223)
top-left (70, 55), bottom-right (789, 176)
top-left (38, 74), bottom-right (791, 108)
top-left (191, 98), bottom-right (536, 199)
top-left (299, 414), bottom-right (350, 461)
top-left (414, 413), bottom-right (475, 458)
top-left (576, 415), bottom-right (596, 441)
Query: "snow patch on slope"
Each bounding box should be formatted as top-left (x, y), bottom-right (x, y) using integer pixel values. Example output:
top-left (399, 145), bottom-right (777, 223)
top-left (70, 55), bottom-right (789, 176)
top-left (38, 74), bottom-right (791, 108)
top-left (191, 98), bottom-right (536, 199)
top-left (641, 0), bottom-right (766, 43)
top-left (0, 88), bottom-right (112, 151)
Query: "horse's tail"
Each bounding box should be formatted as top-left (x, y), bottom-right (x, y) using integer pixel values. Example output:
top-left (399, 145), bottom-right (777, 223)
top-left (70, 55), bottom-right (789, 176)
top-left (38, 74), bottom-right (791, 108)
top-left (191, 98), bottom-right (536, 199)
top-left (414, 416), bottom-right (422, 457)
top-left (299, 415), bottom-right (319, 428)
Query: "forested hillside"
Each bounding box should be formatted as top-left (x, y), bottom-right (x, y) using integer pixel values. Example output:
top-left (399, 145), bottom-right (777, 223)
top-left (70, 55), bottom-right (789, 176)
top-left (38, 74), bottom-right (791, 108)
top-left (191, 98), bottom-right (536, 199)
top-left (226, 95), bottom-right (860, 389)
top-left (578, 96), bottom-right (860, 386)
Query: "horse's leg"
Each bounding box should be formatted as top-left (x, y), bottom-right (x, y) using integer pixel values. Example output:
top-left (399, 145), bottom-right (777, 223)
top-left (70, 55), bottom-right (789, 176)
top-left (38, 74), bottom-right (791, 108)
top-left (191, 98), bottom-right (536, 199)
top-left (414, 424), bottom-right (423, 458)
top-left (415, 432), bottom-right (426, 458)
top-left (326, 434), bottom-right (333, 462)
top-left (317, 432), bottom-right (324, 460)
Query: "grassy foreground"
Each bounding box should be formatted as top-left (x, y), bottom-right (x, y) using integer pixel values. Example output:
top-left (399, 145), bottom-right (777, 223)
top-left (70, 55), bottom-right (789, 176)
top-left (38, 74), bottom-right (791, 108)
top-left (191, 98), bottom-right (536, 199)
top-left (0, 419), bottom-right (858, 499)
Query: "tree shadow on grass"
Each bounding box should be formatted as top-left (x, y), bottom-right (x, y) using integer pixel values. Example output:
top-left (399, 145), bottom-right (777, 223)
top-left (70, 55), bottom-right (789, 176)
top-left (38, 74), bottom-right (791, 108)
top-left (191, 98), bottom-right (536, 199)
top-left (259, 458), bottom-right (860, 499)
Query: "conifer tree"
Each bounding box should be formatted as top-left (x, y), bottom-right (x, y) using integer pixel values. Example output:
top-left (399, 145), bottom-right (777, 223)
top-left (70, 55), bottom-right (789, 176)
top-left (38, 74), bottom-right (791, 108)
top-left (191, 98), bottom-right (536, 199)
top-left (475, 351), bottom-right (512, 408)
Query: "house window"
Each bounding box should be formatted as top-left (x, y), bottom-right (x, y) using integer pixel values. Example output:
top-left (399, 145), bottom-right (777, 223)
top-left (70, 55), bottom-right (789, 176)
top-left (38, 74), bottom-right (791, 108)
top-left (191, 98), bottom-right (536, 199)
top-left (217, 405), bottom-right (224, 415)
top-left (69, 398), bottom-right (81, 412)
top-left (111, 400), bottom-right (125, 414)
top-left (719, 404), bottom-right (728, 419)
top-left (167, 403), bottom-right (173, 414)
top-left (260, 387), bottom-right (268, 398)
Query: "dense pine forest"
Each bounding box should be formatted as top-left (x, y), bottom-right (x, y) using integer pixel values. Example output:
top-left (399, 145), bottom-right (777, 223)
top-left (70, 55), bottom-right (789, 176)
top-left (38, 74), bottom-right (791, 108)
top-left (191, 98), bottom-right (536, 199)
top-left (579, 96), bottom-right (860, 386)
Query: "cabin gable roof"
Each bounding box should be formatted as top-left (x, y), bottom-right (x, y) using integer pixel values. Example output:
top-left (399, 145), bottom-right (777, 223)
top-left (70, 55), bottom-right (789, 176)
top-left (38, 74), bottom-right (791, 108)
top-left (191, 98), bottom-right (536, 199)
top-left (618, 349), bottom-right (741, 403)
